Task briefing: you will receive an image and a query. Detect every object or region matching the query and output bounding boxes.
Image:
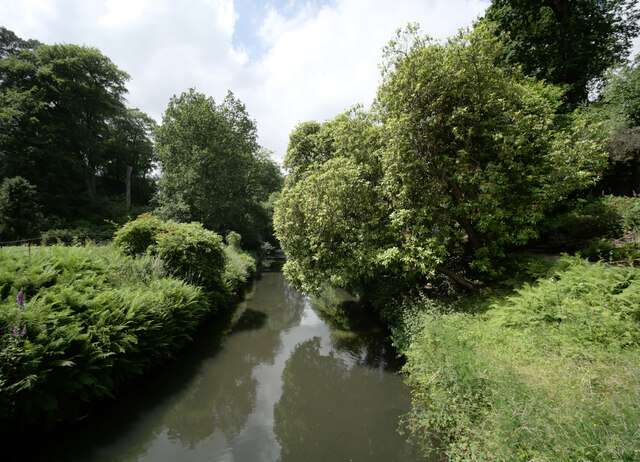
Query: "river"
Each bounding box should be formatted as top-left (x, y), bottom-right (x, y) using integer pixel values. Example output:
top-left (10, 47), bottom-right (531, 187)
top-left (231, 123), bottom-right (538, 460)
top-left (33, 266), bottom-right (425, 461)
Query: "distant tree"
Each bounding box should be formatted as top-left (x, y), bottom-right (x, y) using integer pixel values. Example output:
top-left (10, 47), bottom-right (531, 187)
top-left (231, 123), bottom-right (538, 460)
top-left (103, 108), bottom-right (157, 208)
top-left (485, 0), bottom-right (640, 107)
top-left (155, 89), bottom-right (282, 247)
top-left (0, 41), bottom-right (130, 217)
top-left (0, 176), bottom-right (40, 241)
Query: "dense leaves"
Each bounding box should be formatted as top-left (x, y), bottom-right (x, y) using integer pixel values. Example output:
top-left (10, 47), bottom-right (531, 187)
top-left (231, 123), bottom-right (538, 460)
top-left (155, 89), bottom-right (282, 248)
top-left (0, 28), bottom-right (156, 227)
top-left (0, 176), bottom-right (40, 241)
top-left (275, 23), bottom-right (607, 294)
top-left (485, 0), bottom-right (640, 107)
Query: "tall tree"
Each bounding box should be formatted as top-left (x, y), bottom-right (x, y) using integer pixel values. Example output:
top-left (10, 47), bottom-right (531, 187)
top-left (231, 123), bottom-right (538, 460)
top-left (155, 89), bottom-right (282, 247)
top-left (103, 108), bottom-right (157, 208)
top-left (275, 23), bottom-right (608, 293)
top-left (0, 39), bottom-right (129, 216)
top-left (485, 0), bottom-right (640, 107)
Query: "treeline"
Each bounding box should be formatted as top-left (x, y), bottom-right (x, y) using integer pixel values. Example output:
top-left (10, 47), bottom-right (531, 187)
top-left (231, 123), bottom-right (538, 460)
top-left (0, 27), bottom-right (282, 249)
top-left (0, 27), bottom-right (156, 231)
top-left (273, 1), bottom-right (640, 460)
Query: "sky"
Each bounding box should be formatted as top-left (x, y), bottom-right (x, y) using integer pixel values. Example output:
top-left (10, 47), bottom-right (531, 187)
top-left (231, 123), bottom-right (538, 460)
top-left (1, 0), bottom-right (616, 165)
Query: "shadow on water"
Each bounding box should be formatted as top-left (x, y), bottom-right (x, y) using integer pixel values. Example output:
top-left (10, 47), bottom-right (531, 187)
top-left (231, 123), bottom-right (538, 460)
top-left (10, 269), bottom-right (434, 461)
top-left (17, 281), bottom-right (267, 462)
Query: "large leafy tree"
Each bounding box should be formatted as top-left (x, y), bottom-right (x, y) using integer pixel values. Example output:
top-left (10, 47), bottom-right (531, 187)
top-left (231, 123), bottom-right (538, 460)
top-left (0, 38), bottom-right (130, 217)
top-left (485, 0), bottom-right (640, 107)
top-left (588, 55), bottom-right (640, 192)
top-left (155, 89), bottom-right (282, 247)
top-left (275, 23), bottom-right (608, 293)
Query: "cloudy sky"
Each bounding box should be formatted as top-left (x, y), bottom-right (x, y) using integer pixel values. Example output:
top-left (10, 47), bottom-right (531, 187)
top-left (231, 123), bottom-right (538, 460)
top-left (0, 0), bottom-right (512, 163)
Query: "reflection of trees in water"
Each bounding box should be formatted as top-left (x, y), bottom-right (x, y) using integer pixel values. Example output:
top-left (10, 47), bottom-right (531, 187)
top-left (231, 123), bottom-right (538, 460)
top-left (146, 274), bottom-right (308, 449)
top-left (274, 338), bottom-right (421, 462)
top-left (329, 328), bottom-right (404, 372)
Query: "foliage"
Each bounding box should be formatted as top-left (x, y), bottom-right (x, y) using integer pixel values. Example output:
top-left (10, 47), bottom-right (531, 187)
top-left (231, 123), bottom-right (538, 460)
top-left (154, 89), bottom-right (282, 248)
top-left (275, 23), bottom-right (608, 294)
top-left (114, 214), bottom-right (256, 296)
top-left (588, 55), bottom-right (640, 193)
top-left (112, 213), bottom-right (169, 255)
top-left (0, 28), bottom-right (157, 226)
top-left (541, 194), bottom-right (640, 261)
top-left (222, 243), bottom-right (257, 295)
top-left (484, 0), bottom-right (640, 107)
top-left (153, 221), bottom-right (226, 293)
top-left (399, 255), bottom-right (640, 461)
top-left (0, 245), bottom-right (209, 428)
top-left (0, 176), bottom-right (40, 241)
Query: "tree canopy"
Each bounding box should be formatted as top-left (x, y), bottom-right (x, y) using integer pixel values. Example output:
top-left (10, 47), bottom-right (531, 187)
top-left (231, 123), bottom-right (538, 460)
top-left (274, 23), bottom-right (608, 294)
top-left (0, 29), bottom-right (157, 225)
top-left (155, 89), bottom-right (282, 247)
top-left (484, 0), bottom-right (640, 107)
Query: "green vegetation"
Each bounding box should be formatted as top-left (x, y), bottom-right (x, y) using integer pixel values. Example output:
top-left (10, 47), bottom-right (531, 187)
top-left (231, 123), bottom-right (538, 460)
top-left (275, 23), bottom-right (607, 295)
top-left (154, 89), bottom-right (283, 249)
top-left (0, 30), bottom-right (157, 228)
top-left (484, 0), bottom-right (640, 108)
top-left (273, 4), bottom-right (640, 460)
top-left (398, 255), bottom-right (640, 461)
top-left (0, 245), bottom-right (207, 427)
top-left (0, 215), bottom-right (257, 430)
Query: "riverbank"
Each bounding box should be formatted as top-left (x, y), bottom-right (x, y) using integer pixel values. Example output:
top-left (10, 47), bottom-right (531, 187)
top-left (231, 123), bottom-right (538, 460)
top-left (394, 254), bottom-right (640, 460)
top-left (0, 236), bottom-right (257, 433)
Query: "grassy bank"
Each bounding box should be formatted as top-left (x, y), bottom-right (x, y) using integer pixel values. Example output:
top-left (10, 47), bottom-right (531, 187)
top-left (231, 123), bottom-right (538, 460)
top-left (0, 222), bottom-right (257, 429)
top-left (397, 255), bottom-right (640, 461)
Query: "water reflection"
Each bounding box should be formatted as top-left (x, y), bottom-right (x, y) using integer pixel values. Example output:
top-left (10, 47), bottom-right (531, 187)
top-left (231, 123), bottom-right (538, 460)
top-left (30, 272), bottom-right (424, 461)
top-left (274, 337), bottom-right (421, 461)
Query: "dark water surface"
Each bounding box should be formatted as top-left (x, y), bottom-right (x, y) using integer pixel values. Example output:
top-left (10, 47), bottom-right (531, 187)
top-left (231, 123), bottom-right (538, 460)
top-left (37, 269), bottom-right (424, 461)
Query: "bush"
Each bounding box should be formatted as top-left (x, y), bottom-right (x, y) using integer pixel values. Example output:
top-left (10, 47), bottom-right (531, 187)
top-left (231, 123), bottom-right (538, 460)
top-left (0, 245), bottom-right (209, 428)
top-left (112, 213), bottom-right (168, 255)
top-left (223, 244), bottom-right (257, 294)
top-left (152, 221), bottom-right (226, 294)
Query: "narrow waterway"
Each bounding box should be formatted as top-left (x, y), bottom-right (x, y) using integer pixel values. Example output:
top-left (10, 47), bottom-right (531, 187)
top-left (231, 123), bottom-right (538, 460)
top-left (37, 267), bottom-right (425, 461)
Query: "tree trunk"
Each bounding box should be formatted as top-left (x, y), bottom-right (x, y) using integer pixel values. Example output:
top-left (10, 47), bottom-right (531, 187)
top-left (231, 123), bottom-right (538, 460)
top-left (125, 165), bottom-right (133, 212)
top-left (436, 265), bottom-right (478, 291)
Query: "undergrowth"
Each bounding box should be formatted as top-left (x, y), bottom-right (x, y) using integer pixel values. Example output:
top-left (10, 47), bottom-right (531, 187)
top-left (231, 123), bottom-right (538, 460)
top-left (0, 245), bottom-right (210, 428)
top-left (397, 255), bottom-right (640, 461)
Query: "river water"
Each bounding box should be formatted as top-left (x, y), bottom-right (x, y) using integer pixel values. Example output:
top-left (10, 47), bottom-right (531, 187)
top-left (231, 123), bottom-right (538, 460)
top-left (37, 267), bottom-right (424, 461)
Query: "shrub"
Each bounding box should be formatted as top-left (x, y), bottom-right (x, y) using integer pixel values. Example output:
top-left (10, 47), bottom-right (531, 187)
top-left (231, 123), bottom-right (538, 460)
top-left (223, 243), bottom-right (257, 295)
top-left (399, 255), bottom-right (640, 461)
top-left (0, 245), bottom-right (208, 428)
top-left (112, 213), bottom-right (168, 255)
top-left (152, 221), bottom-right (226, 294)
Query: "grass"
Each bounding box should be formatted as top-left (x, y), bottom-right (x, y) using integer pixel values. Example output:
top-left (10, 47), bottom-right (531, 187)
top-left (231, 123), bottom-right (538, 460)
top-left (398, 255), bottom-right (640, 461)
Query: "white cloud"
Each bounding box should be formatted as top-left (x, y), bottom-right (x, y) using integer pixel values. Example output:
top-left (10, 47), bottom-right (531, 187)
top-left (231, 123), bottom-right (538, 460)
top-left (246, 0), bottom-right (489, 162)
top-left (0, 0), bottom-right (490, 163)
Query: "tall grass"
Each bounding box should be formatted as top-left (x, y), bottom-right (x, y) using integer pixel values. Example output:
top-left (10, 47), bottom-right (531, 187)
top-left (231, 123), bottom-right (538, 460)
top-left (398, 255), bottom-right (640, 461)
